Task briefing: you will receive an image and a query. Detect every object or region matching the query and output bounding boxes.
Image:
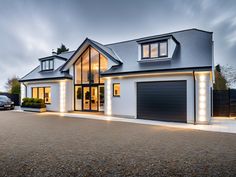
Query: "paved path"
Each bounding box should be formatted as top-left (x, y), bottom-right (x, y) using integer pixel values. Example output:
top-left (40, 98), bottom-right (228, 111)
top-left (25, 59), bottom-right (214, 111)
top-left (0, 111), bottom-right (236, 177)
top-left (43, 111), bottom-right (236, 134)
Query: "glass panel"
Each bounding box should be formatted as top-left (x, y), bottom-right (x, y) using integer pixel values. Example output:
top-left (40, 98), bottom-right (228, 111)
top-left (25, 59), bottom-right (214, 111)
top-left (151, 43), bottom-right (158, 58)
top-left (75, 57), bottom-right (82, 84)
top-left (83, 87), bottom-right (90, 110)
top-left (32, 88), bottom-right (38, 98)
top-left (113, 84), bottom-right (120, 97)
top-left (43, 61), bottom-right (46, 70)
top-left (90, 48), bottom-right (99, 84)
top-left (45, 87), bottom-right (51, 104)
top-left (91, 86), bottom-right (98, 111)
top-left (99, 86), bottom-right (104, 111)
top-left (49, 60), bottom-right (54, 70)
top-left (100, 54), bottom-right (108, 83)
top-left (160, 42), bottom-right (167, 56)
top-left (38, 88), bottom-right (44, 100)
top-left (75, 86), bottom-right (82, 110)
top-left (82, 48), bottom-right (90, 84)
top-left (45, 61), bottom-right (49, 70)
top-left (142, 44), bottom-right (149, 58)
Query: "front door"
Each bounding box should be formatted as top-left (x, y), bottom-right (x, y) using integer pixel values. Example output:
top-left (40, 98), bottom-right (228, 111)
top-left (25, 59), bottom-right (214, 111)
top-left (83, 86), bottom-right (90, 110)
top-left (82, 86), bottom-right (99, 111)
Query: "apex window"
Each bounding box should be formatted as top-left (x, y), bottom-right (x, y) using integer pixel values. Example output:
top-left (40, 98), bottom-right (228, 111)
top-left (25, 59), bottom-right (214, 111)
top-left (141, 41), bottom-right (168, 59)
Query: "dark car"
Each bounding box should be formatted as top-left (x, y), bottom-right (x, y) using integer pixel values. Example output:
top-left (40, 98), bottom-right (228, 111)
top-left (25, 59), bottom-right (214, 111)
top-left (0, 95), bottom-right (15, 110)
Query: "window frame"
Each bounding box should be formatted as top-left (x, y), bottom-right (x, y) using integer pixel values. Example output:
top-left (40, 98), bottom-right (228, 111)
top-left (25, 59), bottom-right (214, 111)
top-left (141, 40), bottom-right (168, 59)
top-left (41, 59), bottom-right (54, 71)
top-left (31, 87), bottom-right (51, 104)
top-left (113, 83), bottom-right (120, 97)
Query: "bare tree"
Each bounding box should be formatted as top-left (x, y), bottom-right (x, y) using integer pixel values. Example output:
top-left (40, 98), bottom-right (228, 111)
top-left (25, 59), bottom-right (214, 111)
top-left (221, 65), bottom-right (236, 88)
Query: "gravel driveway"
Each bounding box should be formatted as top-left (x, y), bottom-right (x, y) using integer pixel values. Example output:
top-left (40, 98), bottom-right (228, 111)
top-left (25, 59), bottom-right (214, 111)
top-left (0, 111), bottom-right (236, 177)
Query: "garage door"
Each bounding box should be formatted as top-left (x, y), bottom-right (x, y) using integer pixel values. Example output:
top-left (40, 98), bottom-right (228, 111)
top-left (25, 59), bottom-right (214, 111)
top-left (137, 81), bottom-right (187, 123)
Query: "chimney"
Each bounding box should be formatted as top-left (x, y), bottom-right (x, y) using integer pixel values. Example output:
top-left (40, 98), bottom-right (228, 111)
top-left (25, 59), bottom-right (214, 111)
top-left (52, 49), bottom-right (57, 55)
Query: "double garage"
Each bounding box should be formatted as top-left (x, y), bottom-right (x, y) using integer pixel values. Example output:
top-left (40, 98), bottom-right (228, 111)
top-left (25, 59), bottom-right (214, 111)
top-left (137, 81), bottom-right (187, 123)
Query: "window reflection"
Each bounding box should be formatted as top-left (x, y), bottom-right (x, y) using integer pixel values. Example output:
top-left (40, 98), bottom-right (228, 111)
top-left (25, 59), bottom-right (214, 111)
top-left (82, 49), bottom-right (89, 84)
top-left (90, 48), bottom-right (99, 83)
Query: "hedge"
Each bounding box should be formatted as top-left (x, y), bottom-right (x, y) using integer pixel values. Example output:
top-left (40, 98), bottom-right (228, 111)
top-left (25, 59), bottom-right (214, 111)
top-left (21, 98), bottom-right (46, 108)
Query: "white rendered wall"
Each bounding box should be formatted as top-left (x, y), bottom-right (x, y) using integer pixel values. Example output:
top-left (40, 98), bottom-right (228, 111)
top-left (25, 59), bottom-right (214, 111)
top-left (21, 79), bottom-right (73, 112)
top-left (105, 73), bottom-right (195, 123)
top-left (105, 72), bottom-right (212, 124)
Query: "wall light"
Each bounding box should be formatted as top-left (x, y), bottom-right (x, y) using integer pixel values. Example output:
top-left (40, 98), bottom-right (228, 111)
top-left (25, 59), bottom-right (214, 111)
top-left (106, 78), bottom-right (112, 115)
top-left (60, 81), bottom-right (66, 113)
top-left (198, 74), bottom-right (208, 122)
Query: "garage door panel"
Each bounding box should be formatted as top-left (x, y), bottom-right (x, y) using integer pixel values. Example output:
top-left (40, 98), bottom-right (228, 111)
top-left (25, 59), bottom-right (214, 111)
top-left (137, 81), bottom-right (187, 123)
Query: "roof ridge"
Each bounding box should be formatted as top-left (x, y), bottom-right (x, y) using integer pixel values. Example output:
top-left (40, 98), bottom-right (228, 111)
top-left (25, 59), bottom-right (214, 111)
top-left (105, 28), bottom-right (212, 46)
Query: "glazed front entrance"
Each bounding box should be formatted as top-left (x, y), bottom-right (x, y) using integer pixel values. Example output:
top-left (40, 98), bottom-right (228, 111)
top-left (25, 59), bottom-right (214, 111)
top-left (75, 85), bottom-right (104, 112)
top-left (73, 46), bottom-right (108, 112)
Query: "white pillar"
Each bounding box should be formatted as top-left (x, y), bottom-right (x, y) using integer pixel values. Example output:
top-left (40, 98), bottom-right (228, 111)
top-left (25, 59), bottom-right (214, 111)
top-left (195, 72), bottom-right (211, 124)
top-left (104, 78), bottom-right (112, 116)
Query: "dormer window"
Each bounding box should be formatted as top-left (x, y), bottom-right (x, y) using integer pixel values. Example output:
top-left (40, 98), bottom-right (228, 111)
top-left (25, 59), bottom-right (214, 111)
top-left (141, 40), bottom-right (168, 59)
top-left (41, 59), bottom-right (54, 71)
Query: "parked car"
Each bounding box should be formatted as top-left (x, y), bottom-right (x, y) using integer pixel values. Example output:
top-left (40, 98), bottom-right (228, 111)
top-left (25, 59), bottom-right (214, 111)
top-left (0, 95), bottom-right (15, 110)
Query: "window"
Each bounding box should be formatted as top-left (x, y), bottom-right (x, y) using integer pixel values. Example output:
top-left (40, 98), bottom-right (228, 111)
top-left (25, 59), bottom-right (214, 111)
top-left (44, 88), bottom-right (51, 104)
top-left (32, 88), bottom-right (38, 98)
top-left (74, 47), bottom-right (108, 84)
top-left (142, 44), bottom-right (150, 58)
top-left (151, 43), bottom-right (158, 58)
top-left (31, 87), bottom-right (51, 104)
top-left (90, 47), bottom-right (99, 83)
top-left (159, 42), bottom-right (168, 56)
top-left (141, 41), bottom-right (168, 59)
top-left (82, 49), bottom-right (89, 84)
top-left (75, 57), bottom-right (82, 84)
top-left (41, 59), bottom-right (54, 71)
top-left (100, 54), bottom-right (108, 83)
top-left (113, 83), bottom-right (120, 97)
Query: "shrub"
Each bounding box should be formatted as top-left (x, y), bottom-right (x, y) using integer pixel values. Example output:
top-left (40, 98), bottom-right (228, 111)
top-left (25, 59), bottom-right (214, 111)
top-left (21, 98), bottom-right (46, 108)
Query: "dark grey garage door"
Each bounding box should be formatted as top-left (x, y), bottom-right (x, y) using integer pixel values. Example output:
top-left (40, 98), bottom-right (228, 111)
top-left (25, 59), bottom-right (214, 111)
top-left (137, 81), bottom-right (187, 123)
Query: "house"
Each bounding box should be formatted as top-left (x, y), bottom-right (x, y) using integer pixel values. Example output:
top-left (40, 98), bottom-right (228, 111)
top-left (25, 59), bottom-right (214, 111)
top-left (20, 28), bottom-right (214, 124)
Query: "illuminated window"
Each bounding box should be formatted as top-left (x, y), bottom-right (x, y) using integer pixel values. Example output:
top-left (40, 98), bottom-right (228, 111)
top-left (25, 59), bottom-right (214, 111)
top-left (151, 43), bottom-right (158, 58)
top-left (142, 44), bottom-right (149, 58)
top-left (113, 83), bottom-right (120, 97)
top-left (82, 48), bottom-right (90, 84)
top-left (141, 41), bottom-right (168, 59)
top-left (75, 57), bottom-right (82, 84)
top-left (74, 47), bottom-right (108, 84)
top-left (32, 88), bottom-right (38, 98)
top-left (31, 87), bottom-right (51, 104)
top-left (38, 88), bottom-right (44, 100)
top-left (90, 47), bottom-right (99, 83)
top-left (44, 88), bottom-right (51, 104)
top-left (100, 54), bottom-right (108, 83)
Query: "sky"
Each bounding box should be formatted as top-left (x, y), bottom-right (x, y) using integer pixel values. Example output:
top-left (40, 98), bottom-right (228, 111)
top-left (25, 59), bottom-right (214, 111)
top-left (0, 0), bottom-right (236, 91)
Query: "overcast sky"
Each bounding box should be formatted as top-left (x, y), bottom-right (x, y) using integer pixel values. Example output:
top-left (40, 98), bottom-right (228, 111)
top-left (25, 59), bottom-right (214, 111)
top-left (0, 0), bottom-right (236, 91)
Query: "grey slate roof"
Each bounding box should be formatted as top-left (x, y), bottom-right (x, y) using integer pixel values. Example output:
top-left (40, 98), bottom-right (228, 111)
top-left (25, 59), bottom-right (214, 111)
top-left (57, 51), bottom-right (75, 59)
top-left (89, 39), bottom-right (123, 63)
top-left (20, 65), bottom-right (72, 82)
top-left (102, 28), bottom-right (213, 76)
top-left (20, 28), bottom-right (213, 82)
